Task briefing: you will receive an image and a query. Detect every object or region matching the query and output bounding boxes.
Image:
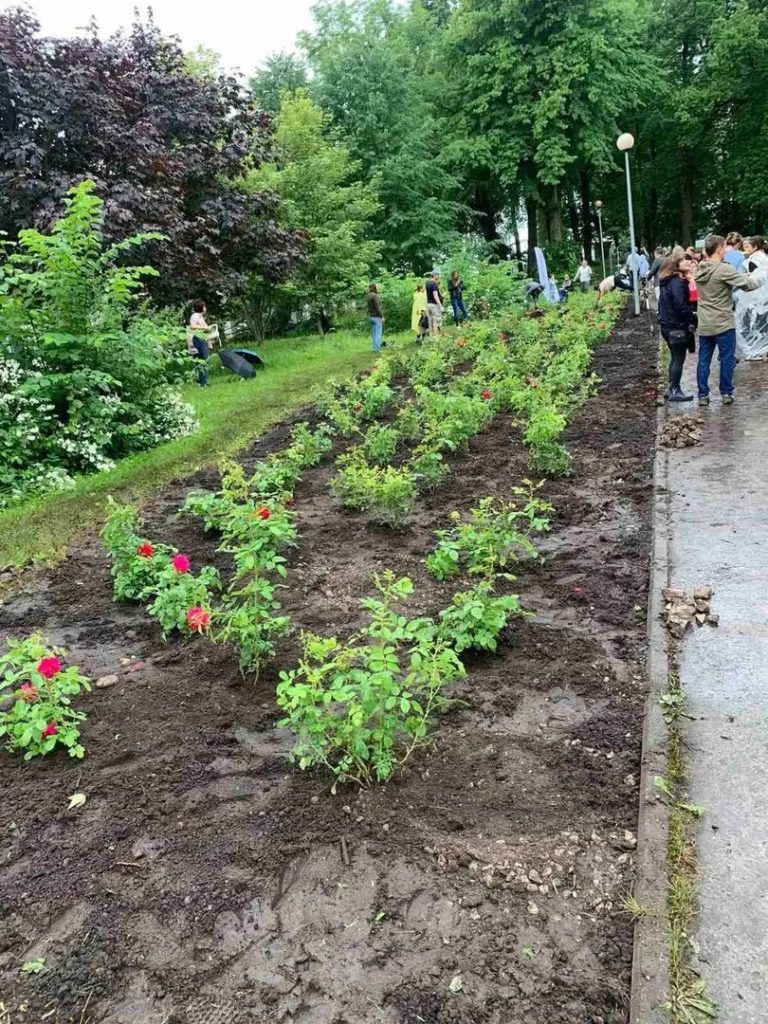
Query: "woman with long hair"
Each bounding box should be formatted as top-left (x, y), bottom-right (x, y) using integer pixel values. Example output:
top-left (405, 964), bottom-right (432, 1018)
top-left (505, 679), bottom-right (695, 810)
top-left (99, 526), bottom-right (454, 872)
top-left (448, 270), bottom-right (469, 325)
top-left (187, 299), bottom-right (212, 387)
top-left (657, 254), bottom-right (697, 401)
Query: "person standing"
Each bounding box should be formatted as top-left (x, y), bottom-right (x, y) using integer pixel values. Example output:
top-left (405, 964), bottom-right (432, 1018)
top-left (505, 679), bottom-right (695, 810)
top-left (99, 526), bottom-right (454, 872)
top-left (657, 255), bottom-right (697, 401)
top-left (743, 236), bottom-right (768, 274)
top-left (637, 248), bottom-right (650, 281)
top-left (448, 270), bottom-right (469, 325)
top-left (735, 236), bottom-right (768, 359)
top-left (426, 272), bottom-right (443, 335)
top-left (694, 234), bottom-right (759, 405)
top-left (724, 232), bottom-right (746, 273)
top-left (411, 284), bottom-right (428, 337)
top-left (575, 259), bottom-right (593, 293)
top-left (187, 300), bottom-right (213, 387)
top-left (367, 284), bottom-right (384, 352)
top-left (649, 246), bottom-right (665, 303)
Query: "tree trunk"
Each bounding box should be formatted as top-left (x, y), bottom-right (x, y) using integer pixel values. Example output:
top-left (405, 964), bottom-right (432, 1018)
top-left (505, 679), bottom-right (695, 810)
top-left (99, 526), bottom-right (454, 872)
top-left (567, 189), bottom-right (580, 252)
top-left (472, 179), bottom-right (500, 246)
top-left (544, 184), bottom-right (563, 243)
top-left (579, 169), bottom-right (593, 259)
top-left (525, 196), bottom-right (538, 274)
top-left (681, 162), bottom-right (694, 247)
top-left (512, 221), bottom-right (522, 265)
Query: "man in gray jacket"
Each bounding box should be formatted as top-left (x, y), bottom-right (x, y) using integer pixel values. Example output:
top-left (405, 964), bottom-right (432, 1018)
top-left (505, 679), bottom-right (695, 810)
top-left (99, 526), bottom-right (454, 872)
top-left (695, 234), bottom-right (759, 405)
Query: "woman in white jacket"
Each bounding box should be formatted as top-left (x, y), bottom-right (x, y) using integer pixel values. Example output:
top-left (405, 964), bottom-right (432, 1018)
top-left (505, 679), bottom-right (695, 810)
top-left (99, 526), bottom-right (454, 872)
top-left (735, 236), bottom-right (768, 359)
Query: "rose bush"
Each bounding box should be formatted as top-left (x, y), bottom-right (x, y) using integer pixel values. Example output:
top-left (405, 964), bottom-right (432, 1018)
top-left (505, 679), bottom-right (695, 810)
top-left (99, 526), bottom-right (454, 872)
top-left (0, 636), bottom-right (91, 759)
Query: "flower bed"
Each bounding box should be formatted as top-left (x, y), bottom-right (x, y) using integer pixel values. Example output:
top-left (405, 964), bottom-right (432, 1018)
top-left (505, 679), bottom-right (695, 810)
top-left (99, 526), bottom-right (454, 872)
top-left (0, 298), bottom-right (658, 1024)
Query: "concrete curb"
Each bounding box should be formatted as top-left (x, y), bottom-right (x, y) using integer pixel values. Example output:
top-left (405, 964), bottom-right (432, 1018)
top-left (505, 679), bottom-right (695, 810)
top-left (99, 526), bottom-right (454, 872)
top-left (629, 376), bottom-right (672, 1023)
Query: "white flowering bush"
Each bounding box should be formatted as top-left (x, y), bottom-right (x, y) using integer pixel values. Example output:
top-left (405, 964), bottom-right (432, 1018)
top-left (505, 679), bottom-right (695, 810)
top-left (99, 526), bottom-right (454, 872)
top-left (0, 182), bottom-right (198, 509)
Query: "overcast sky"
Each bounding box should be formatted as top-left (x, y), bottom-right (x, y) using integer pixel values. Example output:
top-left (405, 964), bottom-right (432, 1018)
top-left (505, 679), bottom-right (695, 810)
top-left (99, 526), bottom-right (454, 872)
top-left (7, 0), bottom-right (315, 75)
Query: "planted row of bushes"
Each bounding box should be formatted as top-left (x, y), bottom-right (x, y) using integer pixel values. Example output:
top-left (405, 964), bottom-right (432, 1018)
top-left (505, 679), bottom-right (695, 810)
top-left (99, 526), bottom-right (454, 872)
top-left (319, 294), bottom-right (620, 526)
top-left (2, 294), bottom-right (623, 771)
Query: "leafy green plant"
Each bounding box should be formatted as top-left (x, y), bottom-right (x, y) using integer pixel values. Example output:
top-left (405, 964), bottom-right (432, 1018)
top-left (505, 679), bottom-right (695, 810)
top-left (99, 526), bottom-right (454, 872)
top-left (0, 635), bottom-right (91, 760)
top-left (101, 498), bottom-right (175, 600)
top-left (364, 424), bottom-right (400, 466)
top-left (438, 583), bottom-right (525, 653)
top-left (102, 500), bottom-right (219, 636)
top-left (331, 449), bottom-right (417, 526)
top-left (367, 466), bottom-right (418, 527)
top-left (215, 577), bottom-right (290, 676)
top-left (276, 573), bottom-right (464, 785)
top-left (410, 447), bottom-right (448, 491)
top-left (420, 390), bottom-right (494, 452)
top-left (288, 421), bottom-right (334, 467)
top-left (0, 181), bottom-right (196, 509)
top-left (146, 559), bottom-right (220, 638)
top-left (395, 402), bottom-right (424, 441)
top-left (524, 405), bottom-right (571, 474)
top-left (426, 486), bottom-right (551, 582)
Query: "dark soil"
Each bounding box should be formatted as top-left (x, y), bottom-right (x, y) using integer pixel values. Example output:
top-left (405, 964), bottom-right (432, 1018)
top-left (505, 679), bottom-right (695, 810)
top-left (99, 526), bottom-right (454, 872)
top-left (0, 314), bottom-right (658, 1024)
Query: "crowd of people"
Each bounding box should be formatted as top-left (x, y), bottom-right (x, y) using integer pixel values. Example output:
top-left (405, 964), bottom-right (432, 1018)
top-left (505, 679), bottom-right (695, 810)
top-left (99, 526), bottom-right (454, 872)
top-left (179, 237), bottom-right (768, 411)
top-left (367, 271), bottom-right (471, 352)
top-left (654, 233), bottom-right (768, 403)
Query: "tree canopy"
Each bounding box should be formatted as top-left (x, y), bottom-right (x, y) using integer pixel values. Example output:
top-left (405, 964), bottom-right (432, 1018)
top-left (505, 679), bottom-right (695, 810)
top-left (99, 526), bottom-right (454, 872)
top-left (0, 8), bottom-right (306, 304)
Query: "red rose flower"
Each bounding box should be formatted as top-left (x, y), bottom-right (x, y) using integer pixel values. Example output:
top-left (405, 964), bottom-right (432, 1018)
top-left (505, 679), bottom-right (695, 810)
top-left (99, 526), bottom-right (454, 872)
top-left (187, 607), bottom-right (211, 633)
top-left (137, 542), bottom-right (154, 558)
top-left (285, 498), bottom-right (296, 507)
top-left (257, 508), bottom-right (271, 520)
top-left (41, 723), bottom-right (58, 738)
top-left (37, 657), bottom-right (61, 679)
top-left (171, 554), bottom-right (190, 573)
top-left (481, 390), bottom-right (492, 401)
top-left (18, 682), bottom-right (38, 703)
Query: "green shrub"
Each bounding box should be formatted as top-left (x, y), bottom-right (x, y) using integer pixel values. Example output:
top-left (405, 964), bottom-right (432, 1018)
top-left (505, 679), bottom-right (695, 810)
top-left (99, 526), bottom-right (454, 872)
top-left (364, 424), bottom-right (400, 465)
top-left (438, 583), bottom-right (525, 653)
top-left (276, 573), bottom-right (464, 786)
top-left (0, 182), bottom-right (197, 509)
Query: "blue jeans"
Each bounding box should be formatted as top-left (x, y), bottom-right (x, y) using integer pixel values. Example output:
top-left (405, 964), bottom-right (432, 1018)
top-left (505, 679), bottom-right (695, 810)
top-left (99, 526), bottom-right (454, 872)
top-left (370, 317), bottom-right (383, 351)
top-left (697, 329), bottom-right (736, 397)
top-left (451, 296), bottom-right (468, 325)
top-left (191, 336), bottom-right (209, 386)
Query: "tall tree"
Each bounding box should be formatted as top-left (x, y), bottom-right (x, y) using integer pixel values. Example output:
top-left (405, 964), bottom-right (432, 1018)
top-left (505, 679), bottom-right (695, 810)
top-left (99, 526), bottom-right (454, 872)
top-left (446, 0), bottom-right (655, 264)
top-left (0, 8), bottom-right (305, 304)
top-left (243, 90), bottom-right (381, 334)
top-left (301, 0), bottom-right (464, 271)
top-left (250, 53), bottom-right (310, 114)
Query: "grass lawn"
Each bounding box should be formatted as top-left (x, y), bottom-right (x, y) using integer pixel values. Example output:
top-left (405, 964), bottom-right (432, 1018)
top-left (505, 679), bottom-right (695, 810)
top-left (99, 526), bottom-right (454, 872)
top-left (0, 330), bottom-right (394, 569)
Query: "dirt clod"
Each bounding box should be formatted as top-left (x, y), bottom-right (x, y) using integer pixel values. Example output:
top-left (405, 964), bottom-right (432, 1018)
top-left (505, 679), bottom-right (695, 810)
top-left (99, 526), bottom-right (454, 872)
top-left (658, 414), bottom-right (703, 448)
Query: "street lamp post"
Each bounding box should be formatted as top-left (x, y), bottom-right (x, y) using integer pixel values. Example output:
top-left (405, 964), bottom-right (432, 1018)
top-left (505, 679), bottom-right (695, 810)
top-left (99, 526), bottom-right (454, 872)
top-left (595, 200), bottom-right (606, 281)
top-left (616, 132), bottom-right (640, 316)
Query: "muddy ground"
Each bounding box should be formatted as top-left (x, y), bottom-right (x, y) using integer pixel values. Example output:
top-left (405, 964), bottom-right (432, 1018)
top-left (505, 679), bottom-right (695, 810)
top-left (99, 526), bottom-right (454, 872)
top-left (0, 314), bottom-right (658, 1024)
